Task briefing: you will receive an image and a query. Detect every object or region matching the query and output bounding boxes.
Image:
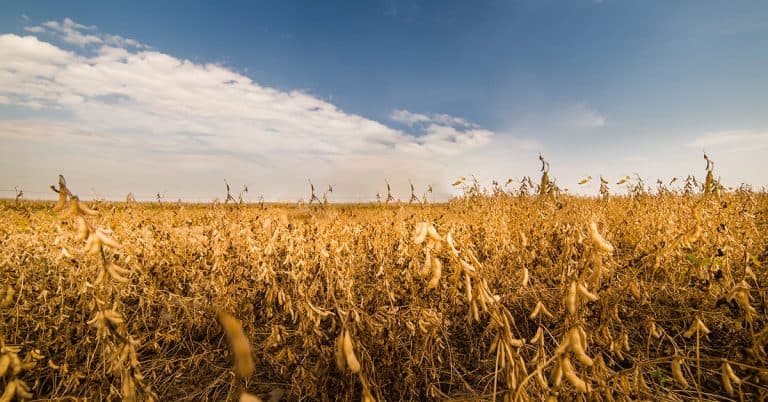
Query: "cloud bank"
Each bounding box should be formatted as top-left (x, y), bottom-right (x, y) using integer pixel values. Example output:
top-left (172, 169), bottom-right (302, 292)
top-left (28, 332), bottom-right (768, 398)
top-left (0, 19), bottom-right (514, 201)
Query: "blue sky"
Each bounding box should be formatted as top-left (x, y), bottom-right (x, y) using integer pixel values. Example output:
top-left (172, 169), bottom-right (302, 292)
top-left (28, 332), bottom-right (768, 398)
top-left (0, 1), bottom-right (766, 201)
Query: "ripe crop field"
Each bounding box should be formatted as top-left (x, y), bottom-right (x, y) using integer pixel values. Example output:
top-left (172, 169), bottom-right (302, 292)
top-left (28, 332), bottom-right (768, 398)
top-left (1, 179), bottom-right (767, 401)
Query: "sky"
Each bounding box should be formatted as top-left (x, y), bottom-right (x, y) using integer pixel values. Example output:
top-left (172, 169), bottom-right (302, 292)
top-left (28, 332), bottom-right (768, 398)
top-left (0, 1), bottom-right (766, 202)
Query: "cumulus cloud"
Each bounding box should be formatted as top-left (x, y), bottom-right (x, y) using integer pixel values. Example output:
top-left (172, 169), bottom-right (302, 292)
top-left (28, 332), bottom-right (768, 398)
top-left (24, 17), bottom-right (145, 49)
top-left (0, 19), bottom-right (522, 200)
top-left (390, 109), bottom-right (477, 129)
top-left (390, 109), bottom-right (431, 125)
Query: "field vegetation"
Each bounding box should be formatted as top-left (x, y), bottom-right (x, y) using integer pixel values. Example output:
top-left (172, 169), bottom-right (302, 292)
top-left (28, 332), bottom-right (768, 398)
top-left (1, 163), bottom-right (767, 401)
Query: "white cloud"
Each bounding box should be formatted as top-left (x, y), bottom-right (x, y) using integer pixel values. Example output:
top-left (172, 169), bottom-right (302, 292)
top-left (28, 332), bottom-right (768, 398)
top-left (37, 18), bottom-right (102, 47)
top-left (390, 109), bottom-right (477, 129)
top-left (688, 130), bottom-right (768, 151)
top-left (0, 19), bottom-right (525, 201)
top-left (413, 124), bottom-right (493, 154)
top-left (24, 17), bottom-right (145, 49)
top-left (390, 109), bottom-right (431, 125)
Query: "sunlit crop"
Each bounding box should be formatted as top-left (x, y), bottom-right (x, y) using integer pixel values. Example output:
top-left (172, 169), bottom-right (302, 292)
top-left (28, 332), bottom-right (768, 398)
top-left (1, 162), bottom-right (766, 401)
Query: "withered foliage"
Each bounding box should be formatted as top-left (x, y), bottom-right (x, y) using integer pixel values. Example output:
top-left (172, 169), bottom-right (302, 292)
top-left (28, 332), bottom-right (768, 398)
top-left (1, 176), bottom-right (767, 401)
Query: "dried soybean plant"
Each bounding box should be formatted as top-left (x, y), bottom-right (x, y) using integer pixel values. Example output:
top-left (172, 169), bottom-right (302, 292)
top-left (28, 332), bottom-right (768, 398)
top-left (383, 179), bottom-right (396, 204)
top-left (238, 185), bottom-right (249, 205)
top-left (1, 164), bottom-right (766, 401)
top-left (50, 175), bottom-right (156, 402)
top-left (408, 180), bottom-right (420, 204)
top-left (1, 288), bottom-right (38, 401)
top-left (224, 180), bottom-right (237, 204)
top-left (13, 186), bottom-right (23, 204)
top-left (599, 176), bottom-right (610, 199)
top-left (422, 184), bottom-right (433, 206)
top-left (538, 154), bottom-right (553, 198)
top-left (413, 222), bottom-right (528, 401)
top-left (308, 180), bottom-right (323, 207)
top-left (322, 185), bottom-right (333, 206)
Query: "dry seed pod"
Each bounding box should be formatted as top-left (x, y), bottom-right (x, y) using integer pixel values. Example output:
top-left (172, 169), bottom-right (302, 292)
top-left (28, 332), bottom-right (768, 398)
top-left (459, 259), bottom-right (476, 273)
top-left (2, 346), bottom-right (21, 354)
top-left (115, 344), bottom-right (131, 366)
top-left (611, 305), bottom-right (622, 323)
top-left (721, 370), bottom-right (734, 396)
top-left (464, 273), bottom-right (472, 302)
top-left (550, 359), bottom-right (563, 387)
top-left (569, 328), bottom-right (593, 367)
top-left (535, 364), bottom-right (550, 390)
top-left (61, 197), bottom-right (80, 219)
top-left (413, 223), bottom-right (428, 244)
top-left (648, 320), bottom-right (662, 338)
top-left (108, 263), bottom-right (131, 283)
top-left (419, 249), bottom-right (432, 277)
top-left (14, 378), bottom-right (34, 400)
top-left (561, 356), bottom-right (589, 393)
top-left (588, 220), bottom-right (614, 254)
top-left (216, 309), bottom-right (255, 378)
top-left (53, 190), bottom-right (67, 212)
top-left (61, 246), bottom-right (74, 259)
top-left (103, 309), bottom-right (124, 325)
top-left (577, 326), bottom-right (588, 350)
top-left (520, 267), bottom-right (530, 287)
top-left (14, 381), bottom-right (32, 399)
top-left (530, 301), bottom-right (554, 320)
top-left (671, 358), bottom-right (688, 389)
top-left (78, 201), bottom-right (99, 216)
top-left (93, 267), bottom-right (106, 286)
top-left (332, 331), bottom-right (347, 370)
top-left (509, 338), bottom-right (525, 348)
top-left (75, 216), bottom-right (89, 241)
top-left (566, 281), bottom-right (578, 316)
top-left (426, 257), bottom-right (442, 290)
top-left (95, 229), bottom-right (121, 249)
top-left (426, 225), bottom-right (442, 242)
top-left (554, 336), bottom-right (571, 356)
top-left (531, 327), bottom-right (544, 344)
top-left (0, 381), bottom-right (17, 402)
top-left (1, 287), bottom-right (15, 308)
top-left (342, 330), bottom-right (361, 373)
top-left (9, 353), bottom-right (21, 376)
top-left (683, 317), bottom-right (710, 338)
top-left (577, 283), bottom-right (598, 302)
top-left (0, 355), bottom-right (9, 376)
top-left (611, 341), bottom-right (624, 361)
top-left (721, 362), bottom-right (741, 396)
top-left (723, 361), bottom-right (741, 385)
top-left (445, 233), bottom-right (459, 255)
top-left (84, 233), bottom-right (101, 255)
